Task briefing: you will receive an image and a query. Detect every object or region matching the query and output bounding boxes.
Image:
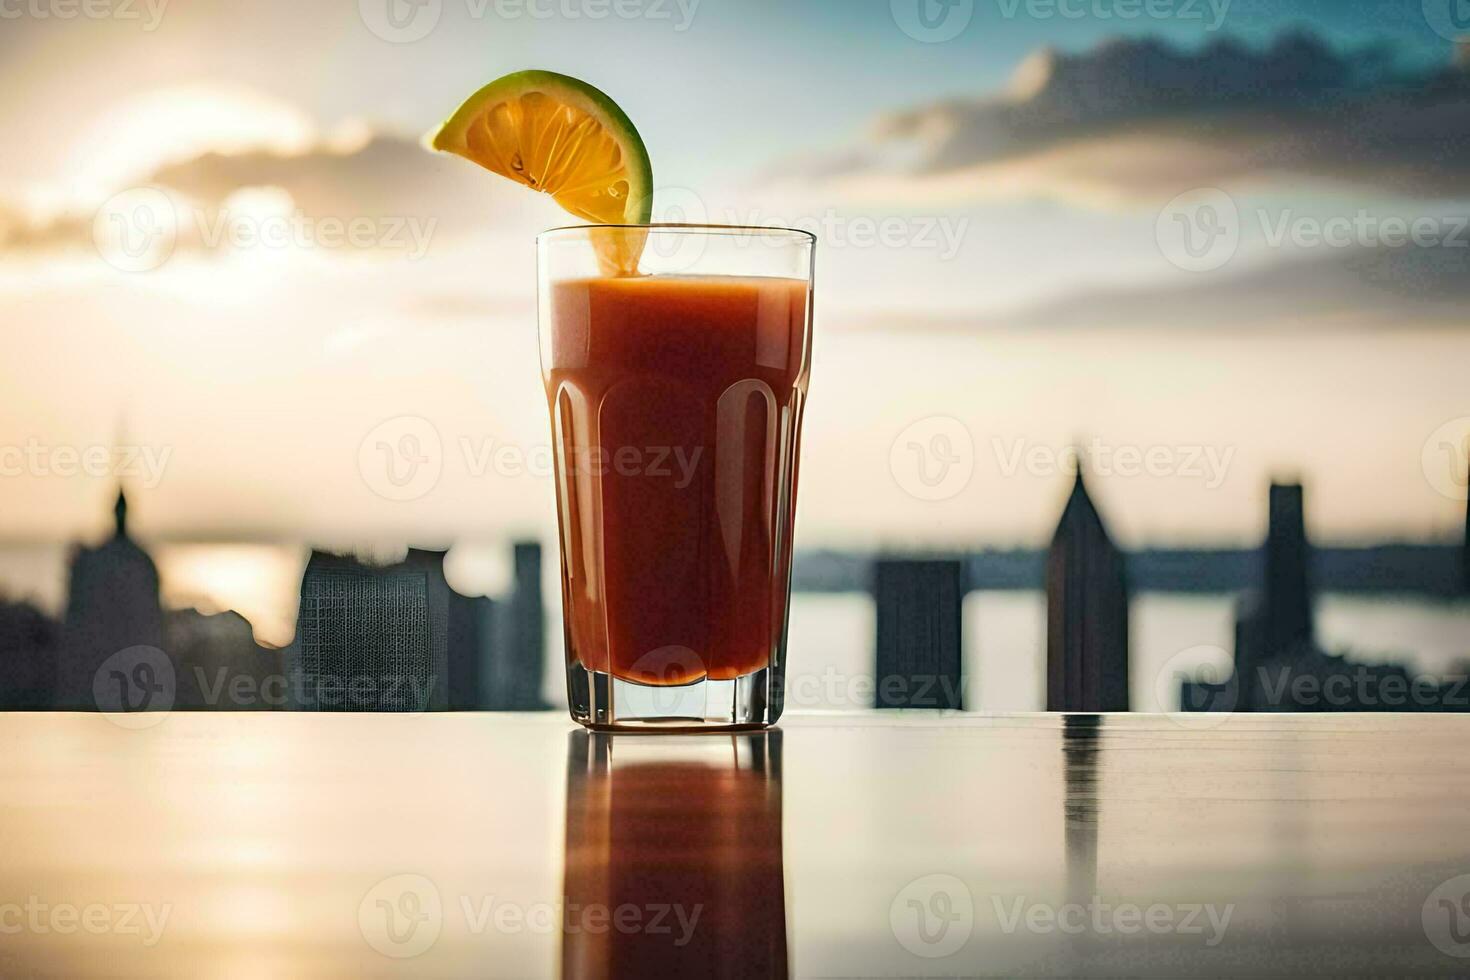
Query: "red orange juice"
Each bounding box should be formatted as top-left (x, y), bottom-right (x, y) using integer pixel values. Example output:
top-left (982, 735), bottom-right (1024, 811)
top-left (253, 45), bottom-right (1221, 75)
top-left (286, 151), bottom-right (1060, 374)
top-left (543, 273), bottom-right (811, 688)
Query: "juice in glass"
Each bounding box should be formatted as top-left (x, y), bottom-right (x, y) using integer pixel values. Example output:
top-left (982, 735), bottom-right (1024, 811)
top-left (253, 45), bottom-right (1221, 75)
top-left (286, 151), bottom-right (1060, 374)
top-left (538, 226), bottom-right (814, 729)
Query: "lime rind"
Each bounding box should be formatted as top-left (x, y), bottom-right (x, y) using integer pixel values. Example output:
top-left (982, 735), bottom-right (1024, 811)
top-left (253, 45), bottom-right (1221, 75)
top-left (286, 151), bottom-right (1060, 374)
top-left (428, 70), bottom-right (653, 226)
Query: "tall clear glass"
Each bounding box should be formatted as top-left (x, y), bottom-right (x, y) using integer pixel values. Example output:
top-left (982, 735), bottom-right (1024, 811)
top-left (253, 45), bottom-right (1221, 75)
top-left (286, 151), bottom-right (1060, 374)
top-left (537, 224), bottom-right (815, 730)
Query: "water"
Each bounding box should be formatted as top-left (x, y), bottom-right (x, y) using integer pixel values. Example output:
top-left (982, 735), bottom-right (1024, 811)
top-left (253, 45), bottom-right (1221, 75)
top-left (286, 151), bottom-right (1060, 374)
top-left (778, 591), bottom-right (1470, 714)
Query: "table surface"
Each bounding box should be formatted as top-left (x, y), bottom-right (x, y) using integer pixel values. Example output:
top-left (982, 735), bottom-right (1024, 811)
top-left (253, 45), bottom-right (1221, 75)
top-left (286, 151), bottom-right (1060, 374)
top-left (4, 711), bottom-right (1470, 978)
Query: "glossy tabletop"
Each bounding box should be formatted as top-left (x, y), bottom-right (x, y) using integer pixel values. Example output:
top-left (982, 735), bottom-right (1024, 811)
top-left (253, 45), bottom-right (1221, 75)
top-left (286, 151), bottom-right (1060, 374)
top-left (3, 712), bottom-right (1470, 978)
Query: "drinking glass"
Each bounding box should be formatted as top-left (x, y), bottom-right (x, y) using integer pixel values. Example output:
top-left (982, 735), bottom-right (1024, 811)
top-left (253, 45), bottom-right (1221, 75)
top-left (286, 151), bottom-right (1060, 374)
top-left (537, 224), bottom-right (815, 730)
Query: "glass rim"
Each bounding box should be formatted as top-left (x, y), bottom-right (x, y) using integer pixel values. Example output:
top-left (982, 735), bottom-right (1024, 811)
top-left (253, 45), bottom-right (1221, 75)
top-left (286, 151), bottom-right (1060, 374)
top-left (538, 222), bottom-right (816, 244)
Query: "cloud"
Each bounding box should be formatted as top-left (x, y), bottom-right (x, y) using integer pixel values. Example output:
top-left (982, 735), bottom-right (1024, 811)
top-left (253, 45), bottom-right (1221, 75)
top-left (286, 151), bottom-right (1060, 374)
top-left (779, 32), bottom-right (1470, 206)
top-left (847, 243), bottom-right (1470, 332)
top-left (0, 131), bottom-right (544, 259)
top-left (145, 133), bottom-right (529, 225)
top-left (0, 204), bottom-right (91, 252)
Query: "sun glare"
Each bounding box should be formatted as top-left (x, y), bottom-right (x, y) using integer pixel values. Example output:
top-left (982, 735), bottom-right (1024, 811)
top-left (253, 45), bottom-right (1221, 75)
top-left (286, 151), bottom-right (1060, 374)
top-left (72, 85), bottom-right (317, 190)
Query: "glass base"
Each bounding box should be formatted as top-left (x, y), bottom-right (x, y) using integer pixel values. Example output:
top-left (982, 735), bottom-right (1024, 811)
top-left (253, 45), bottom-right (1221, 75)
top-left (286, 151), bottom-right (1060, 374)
top-left (567, 660), bottom-right (781, 731)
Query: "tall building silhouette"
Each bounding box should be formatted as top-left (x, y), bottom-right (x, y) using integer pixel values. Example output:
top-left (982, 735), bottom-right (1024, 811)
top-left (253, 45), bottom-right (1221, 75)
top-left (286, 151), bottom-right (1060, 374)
top-left (168, 608), bottom-right (282, 711)
top-left (286, 549), bottom-right (451, 711)
top-left (872, 559), bottom-right (965, 709)
top-left (1047, 471), bottom-right (1129, 712)
top-left (54, 488), bottom-right (164, 709)
top-left (1264, 483), bottom-right (1314, 654)
top-left (447, 592), bottom-right (496, 711)
top-left (1180, 480), bottom-right (1470, 714)
top-left (285, 544), bottom-right (546, 711)
top-left (484, 542), bottom-right (547, 710)
top-left (0, 599), bottom-right (57, 708)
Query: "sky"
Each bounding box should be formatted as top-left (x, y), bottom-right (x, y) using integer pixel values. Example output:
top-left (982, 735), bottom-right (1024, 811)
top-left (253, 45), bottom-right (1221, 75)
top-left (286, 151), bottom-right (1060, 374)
top-left (2, 0), bottom-right (1469, 577)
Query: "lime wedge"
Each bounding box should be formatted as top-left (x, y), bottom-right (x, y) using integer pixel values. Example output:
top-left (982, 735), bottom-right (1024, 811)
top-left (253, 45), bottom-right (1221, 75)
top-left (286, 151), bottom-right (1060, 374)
top-left (429, 70), bottom-right (653, 228)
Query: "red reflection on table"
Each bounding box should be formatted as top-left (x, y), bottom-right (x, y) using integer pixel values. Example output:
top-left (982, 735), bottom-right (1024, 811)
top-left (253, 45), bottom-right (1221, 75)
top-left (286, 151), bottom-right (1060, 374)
top-left (561, 730), bottom-right (787, 979)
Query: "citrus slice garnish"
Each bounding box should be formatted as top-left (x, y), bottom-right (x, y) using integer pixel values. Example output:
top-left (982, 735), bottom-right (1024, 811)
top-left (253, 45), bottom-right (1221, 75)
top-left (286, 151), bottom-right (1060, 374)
top-left (428, 70), bottom-right (652, 229)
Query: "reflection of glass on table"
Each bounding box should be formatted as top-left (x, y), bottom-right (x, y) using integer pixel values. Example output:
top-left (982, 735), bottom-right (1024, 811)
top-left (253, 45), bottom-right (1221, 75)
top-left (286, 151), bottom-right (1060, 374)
top-left (561, 729), bottom-right (787, 979)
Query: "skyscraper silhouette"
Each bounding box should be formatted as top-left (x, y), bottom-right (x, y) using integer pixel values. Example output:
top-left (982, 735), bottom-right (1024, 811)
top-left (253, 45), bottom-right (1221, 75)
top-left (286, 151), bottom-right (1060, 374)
top-left (0, 599), bottom-right (56, 708)
top-left (54, 488), bottom-right (164, 709)
top-left (286, 549), bottom-right (450, 711)
top-left (1264, 483), bottom-right (1314, 655)
top-left (487, 541), bottom-right (547, 709)
top-left (872, 559), bottom-right (965, 709)
top-left (1047, 471), bottom-right (1129, 712)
